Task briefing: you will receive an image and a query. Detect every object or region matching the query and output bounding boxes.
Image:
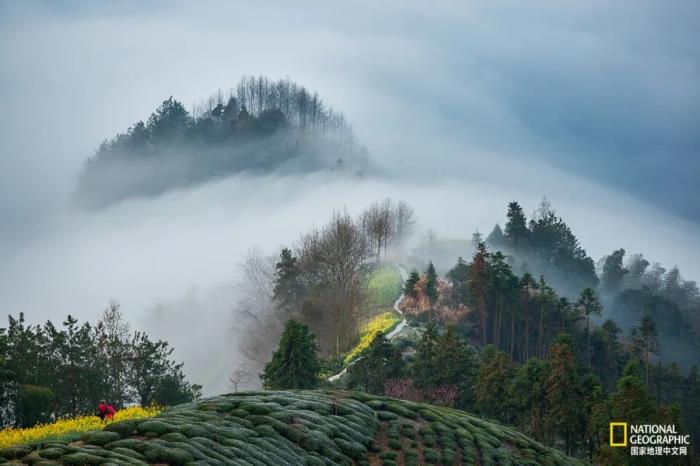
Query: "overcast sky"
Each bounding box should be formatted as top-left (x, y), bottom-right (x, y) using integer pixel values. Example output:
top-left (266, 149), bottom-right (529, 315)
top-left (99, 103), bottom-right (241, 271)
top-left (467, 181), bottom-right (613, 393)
top-left (0, 0), bottom-right (698, 392)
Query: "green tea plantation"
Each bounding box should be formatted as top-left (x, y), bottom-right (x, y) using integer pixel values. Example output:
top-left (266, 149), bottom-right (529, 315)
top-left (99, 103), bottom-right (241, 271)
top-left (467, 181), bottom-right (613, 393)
top-left (0, 390), bottom-right (590, 466)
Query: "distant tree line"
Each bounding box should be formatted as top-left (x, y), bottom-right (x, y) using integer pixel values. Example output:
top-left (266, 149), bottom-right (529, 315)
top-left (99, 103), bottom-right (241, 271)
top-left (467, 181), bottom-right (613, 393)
top-left (77, 75), bottom-right (369, 207)
top-left (486, 199), bottom-right (599, 295)
top-left (0, 301), bottom-right (201, 428)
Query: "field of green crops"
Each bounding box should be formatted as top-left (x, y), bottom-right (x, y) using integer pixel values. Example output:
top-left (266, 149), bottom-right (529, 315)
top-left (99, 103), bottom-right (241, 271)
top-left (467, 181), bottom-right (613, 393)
top-left (0, 390), bottom-right (590, 466)
top-left (366, 266), bottom-right (402, 310)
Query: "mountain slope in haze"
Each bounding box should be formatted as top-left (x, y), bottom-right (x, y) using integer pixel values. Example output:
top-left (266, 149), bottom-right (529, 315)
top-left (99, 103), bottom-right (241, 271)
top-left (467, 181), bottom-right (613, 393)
top-left (0, 390), bottom-right (590, 465)
top-left (76, 76), bottom-right (369, 209)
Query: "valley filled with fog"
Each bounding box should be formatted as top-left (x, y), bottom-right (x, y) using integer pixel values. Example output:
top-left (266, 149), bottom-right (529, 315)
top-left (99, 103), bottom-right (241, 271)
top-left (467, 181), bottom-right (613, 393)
top-left (1, 0), bottom-right (698, 394)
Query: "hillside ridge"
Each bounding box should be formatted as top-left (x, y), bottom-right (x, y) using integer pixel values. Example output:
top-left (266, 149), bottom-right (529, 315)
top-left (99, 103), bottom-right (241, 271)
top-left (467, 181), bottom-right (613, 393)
top-left (0, 390), bottom-right (590, 465)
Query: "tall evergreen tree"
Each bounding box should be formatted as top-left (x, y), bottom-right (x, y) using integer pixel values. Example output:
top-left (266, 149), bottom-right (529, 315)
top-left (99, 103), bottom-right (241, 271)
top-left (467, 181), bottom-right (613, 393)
top-left (413, 323), bottom-right (439, 387)
top-left (425, 261), bottom-right (438, 304)
top-left (446, 258), bottom-right (469, 305)
top-left (469, 243), bottom-right (490, 345)
top-left (486, 223), bottom-right (506, 249)
top-left (475, 346), bottom-right (514, 422)
top-left (510, 357), bottom-right (551, 442)
top-left (598, 319), bottom-right (622, 391)
top-left (630, 315), bottom-right (659, 388)
top-left (403, 269), bottom-right (420, 298)
top-left (261, 320), bottom-right (320, 389)
top-left (544, 340), bottom-right (582, 455)
top-left (273, 248), bottom-right (304, 312)
top-left (504, 201), bottom-right (529, 251)
top-left (576, 288), bottom-right (603, 368)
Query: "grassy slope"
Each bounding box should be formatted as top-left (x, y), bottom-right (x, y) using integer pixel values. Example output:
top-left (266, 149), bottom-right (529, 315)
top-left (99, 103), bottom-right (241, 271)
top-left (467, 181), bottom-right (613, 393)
top-left (0, 390), bottom-right (590, 466)
top-left (366, 265), bottom-right (402, 311)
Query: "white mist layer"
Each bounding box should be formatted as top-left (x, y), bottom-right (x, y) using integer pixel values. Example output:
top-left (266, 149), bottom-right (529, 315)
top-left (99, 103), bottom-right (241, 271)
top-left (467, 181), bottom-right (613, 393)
top-left (0, 165), bottom-right (698, 394)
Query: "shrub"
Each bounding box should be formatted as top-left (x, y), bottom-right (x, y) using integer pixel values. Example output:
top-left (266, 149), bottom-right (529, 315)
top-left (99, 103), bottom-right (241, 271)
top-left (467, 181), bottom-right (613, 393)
top-left (423, 448), bottom-right (439, 464)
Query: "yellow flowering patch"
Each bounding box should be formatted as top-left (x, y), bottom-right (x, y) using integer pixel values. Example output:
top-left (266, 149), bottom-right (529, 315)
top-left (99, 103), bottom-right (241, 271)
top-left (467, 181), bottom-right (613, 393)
top-left (344, 311), bottom-right (401, 365)
top-left (0, 405), bottom-right (161, 448)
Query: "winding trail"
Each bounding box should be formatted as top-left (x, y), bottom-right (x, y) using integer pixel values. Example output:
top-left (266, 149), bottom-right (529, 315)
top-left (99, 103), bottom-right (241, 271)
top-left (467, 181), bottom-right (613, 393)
top-left (327, 265), bottom-right (408, 382)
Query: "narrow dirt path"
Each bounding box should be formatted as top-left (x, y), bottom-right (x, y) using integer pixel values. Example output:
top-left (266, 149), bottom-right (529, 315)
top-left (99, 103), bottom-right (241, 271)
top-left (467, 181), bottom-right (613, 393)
top-left (327, 265), bottom-right (408, 382)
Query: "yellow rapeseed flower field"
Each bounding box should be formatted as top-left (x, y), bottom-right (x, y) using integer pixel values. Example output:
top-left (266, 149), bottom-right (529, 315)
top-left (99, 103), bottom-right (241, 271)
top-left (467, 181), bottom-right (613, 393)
top-left (344, 311), bottom-right (400, 364)
top-left (0, 405), bottom-right (161, 449)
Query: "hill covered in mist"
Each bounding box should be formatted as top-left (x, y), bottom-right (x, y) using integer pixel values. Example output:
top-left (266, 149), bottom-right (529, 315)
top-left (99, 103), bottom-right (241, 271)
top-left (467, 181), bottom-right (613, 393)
top-left (76, 76), bottom-right (370, 208)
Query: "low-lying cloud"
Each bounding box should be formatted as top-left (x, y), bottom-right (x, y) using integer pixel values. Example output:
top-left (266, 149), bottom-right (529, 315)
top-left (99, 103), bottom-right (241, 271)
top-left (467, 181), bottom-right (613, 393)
top-left (1, 0), bottom-right (698, 393)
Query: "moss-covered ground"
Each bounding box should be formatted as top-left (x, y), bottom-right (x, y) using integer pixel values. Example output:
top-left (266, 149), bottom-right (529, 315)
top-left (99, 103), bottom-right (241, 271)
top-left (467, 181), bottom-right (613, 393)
top-left (0, 390), bottom-right (590, 466)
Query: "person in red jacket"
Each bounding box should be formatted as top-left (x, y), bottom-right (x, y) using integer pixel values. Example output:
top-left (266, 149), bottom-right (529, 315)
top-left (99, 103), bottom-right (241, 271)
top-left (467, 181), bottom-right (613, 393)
top-left (97, 400), bottom-right (116, 420)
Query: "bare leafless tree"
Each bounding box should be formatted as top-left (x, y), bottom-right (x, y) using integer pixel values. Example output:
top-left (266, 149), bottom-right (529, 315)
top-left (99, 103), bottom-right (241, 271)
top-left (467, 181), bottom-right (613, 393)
top-left (394, 200), bottom-right (416, 245)
top-left (229, 363), bottom-right (250, 393)
top-left (96, 299), bottom-right (131, 407)
top-left (297, 210), bottom-right (372, 355)
top-left (234, 247), bottom-right (284, 370)
top-left (361, 199), bottom-right (395, 262)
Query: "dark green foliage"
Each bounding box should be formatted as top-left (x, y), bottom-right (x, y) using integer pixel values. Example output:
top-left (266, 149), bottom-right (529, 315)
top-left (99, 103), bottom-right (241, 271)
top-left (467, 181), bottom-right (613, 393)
top-left (505, 201), bottom-right (529, 250)
top-left (486, 223), bottom-right (506, 248)
top-left (273, 248), bottom-right (305, 313)
top-left (630, 314), bottom-right (659, 387)
top-left (0, 308), bottom-right (199, 429)
top-left (81, 431), bottom-right (121, 446)
top-left (600, 248), bottom-right (628, 295)
top-left (475, 347), bottom-right (514, 422)
top-left (403, 270), bottom-right (420, 298)
top-left (423, 447), bottom-right (439, 463)
top-left (576, 287), bottom-right (603, 368)
top-left (446, 257), bottom-right (470, 305)
top-left (425, 262), bottom-right (438, 304)
top-left (261, 320), bottom-right (320, 389)
top-left (16, 384), bottom-right (54, 427)
top-left (412, 325), bottom-right (477, 408)
top-left (347, 333), bottom-right (403, 394)
top-left (77, 76), bottom-right (367, 208)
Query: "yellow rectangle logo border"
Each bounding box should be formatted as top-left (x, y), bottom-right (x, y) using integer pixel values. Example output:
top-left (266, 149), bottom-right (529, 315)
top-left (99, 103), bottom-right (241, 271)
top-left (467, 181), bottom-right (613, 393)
top-left (610, 422), bottom-right (627, 447)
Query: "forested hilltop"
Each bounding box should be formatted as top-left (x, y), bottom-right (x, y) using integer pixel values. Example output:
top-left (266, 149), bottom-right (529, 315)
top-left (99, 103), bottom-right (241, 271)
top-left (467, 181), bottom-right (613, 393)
top-left (239, 198), bottom-right (699, 465)
top-left (76, 76), bottom-right (369, 208)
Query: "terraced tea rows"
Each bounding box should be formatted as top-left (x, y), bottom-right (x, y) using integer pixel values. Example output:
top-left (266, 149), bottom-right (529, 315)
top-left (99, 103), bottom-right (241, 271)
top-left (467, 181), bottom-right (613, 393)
top-left (0, 390), bottom-right (590, 465)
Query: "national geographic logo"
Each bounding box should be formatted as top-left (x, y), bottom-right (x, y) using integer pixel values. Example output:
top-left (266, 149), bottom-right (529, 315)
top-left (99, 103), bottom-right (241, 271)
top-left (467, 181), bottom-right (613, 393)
top-left (610, 422), bottom-right (628, 447)
top-left (609, 422), bottom-right (690, 457)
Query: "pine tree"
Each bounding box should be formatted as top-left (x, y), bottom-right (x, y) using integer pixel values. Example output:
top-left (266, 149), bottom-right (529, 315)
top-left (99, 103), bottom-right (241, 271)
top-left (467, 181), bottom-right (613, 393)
top-left (261, 320), bottom-right (320, 389)
top-left (486, 223), bottom-right (506, 249)
top-left (504, 201), bottom-right (529, 251)
top-left (446, 258), bottom-right (469, 305)
top-left (431, 327), bottom-right (477, 408)
top-left (630, 315), bottom-right (659, 388)
top-left (403, 269), bottom-right (420, 298)
top-left (469, 243), bottom-right (490, 345)
top-left (425, 261), bottom-right (438, 304)
top-left (593, 361), bottom-right (657, 465)
top-left (576, 287), bottom-right (603, 368)
top-left (599, 319), bottom-right (622, 391)
top-left (510, 357), bottom-right (551, 441)
top-left (273, 248), bottom-right (304, 312)
top-left (413, 323), bottom-right (439, 387)
top-left (475, 346), bottom-right (514, 422)
top-left (544, 340), bottom-right (582, 455)
top-left (471, 230), bottom-right (483, 248)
